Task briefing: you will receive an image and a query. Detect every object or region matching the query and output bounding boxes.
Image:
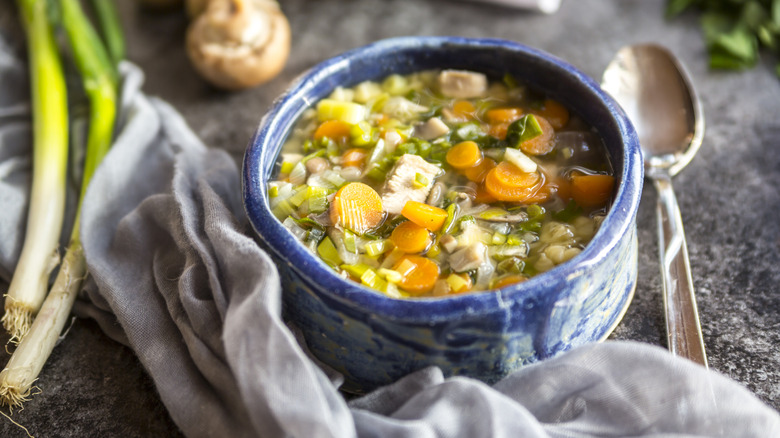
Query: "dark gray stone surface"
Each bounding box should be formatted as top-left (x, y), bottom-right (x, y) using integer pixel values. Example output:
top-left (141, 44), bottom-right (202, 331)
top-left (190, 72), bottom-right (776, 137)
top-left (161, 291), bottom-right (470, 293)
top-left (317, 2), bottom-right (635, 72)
top-left (1, 0), bottom-right (778, 436)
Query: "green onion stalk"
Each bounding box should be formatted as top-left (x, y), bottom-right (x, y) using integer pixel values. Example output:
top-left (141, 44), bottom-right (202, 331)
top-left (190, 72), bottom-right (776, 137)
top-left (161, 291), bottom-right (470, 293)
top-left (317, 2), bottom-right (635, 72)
top-left (0, 0), bottom-right (119, 408)
top-left (2, 0), bottom-right (70, 344)
top-left (89, 0), bottom-right (125, 67)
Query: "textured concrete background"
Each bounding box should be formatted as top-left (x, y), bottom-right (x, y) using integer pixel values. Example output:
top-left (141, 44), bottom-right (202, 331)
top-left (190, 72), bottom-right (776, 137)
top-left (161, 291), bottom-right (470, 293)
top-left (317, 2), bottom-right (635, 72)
top-left (0, 0), bottom-right (778, 436)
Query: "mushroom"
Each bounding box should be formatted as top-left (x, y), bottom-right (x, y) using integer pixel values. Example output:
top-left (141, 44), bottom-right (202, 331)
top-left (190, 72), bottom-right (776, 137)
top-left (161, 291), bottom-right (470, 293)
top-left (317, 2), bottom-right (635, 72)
top-left (414, 117), bottom-right (450, 140)
top-left (186, 0), bottom-right (291, 90)
top-left (305, 157), bottom-right (330, 175)
top-left (186, 0), bottom-right (209, 17)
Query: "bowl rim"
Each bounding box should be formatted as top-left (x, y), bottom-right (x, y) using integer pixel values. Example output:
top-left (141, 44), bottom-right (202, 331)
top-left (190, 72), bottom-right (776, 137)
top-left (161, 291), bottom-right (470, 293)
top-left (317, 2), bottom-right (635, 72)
top-left (243, 36), bottom-right (642, 323)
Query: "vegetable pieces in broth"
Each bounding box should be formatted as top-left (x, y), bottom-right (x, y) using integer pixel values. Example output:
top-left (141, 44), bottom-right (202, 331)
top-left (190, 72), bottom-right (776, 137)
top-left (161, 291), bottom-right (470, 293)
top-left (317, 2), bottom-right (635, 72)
top-left (268, 69), bottom-right (615, 298)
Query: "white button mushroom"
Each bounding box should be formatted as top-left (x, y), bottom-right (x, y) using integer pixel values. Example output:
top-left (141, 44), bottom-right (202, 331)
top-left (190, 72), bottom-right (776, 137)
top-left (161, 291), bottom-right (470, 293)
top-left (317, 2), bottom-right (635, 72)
top-left (186, 0), bottom-right (291, 90)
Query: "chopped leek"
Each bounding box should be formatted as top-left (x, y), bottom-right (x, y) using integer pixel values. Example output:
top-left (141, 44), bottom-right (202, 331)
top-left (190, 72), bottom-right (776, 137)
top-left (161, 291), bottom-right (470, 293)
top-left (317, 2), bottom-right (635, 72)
top-left (381, 74), bottom-right (408, 95)
top-left (360, 268), bottom-right (388, 291)
top-left (350, 121), bottom-right (374, 146)
top-left (440, 203), bottom-right (460, 235)
top-left (288, 161), bottom-right (307, 185)
top-left (317, 237), bottom-right (342, 267)
top-left (353, 81), bottom-right (383, 103)
top-left (340, 263), bottom-right (371, 279)
top-left (413, 172), bottom-right (429, 189)
top-left (491, 233), bottom-right (507, 245)
top-left (316, 99), bottom-right (366, 124)
top-left (365, 239), bottom-right (389, 257)
top-left (378, 268), bottom-right (402, 284)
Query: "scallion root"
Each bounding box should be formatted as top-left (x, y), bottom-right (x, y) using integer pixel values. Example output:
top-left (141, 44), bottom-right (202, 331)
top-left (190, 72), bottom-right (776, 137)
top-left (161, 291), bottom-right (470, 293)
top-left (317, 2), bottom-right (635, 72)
top-left (1, 305), bottom-right (33, 345)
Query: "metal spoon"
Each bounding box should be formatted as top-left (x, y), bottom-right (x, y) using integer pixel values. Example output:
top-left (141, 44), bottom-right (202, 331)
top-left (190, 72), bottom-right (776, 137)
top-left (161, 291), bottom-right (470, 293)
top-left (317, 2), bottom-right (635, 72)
top-left (601, 44), bottom-right (707, 367)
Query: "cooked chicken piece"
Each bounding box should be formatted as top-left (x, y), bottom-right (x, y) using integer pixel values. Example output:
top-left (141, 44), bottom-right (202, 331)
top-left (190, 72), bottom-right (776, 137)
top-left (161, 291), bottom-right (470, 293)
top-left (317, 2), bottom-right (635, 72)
top-left (449, 242), bottom-right (487, 273)
top-left (438, 70), bottom-right (488, 99)
top-left (414, 117), bottom-right (450, 140)
top-left (439, 235), bottom-right (458, 253)
top-left (380, 154), bottom-right (441, 214)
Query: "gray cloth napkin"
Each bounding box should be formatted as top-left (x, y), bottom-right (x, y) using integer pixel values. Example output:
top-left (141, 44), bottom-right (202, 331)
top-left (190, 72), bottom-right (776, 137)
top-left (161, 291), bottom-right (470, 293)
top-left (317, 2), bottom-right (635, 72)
top-left (1, 36), bottom-right (779, 438)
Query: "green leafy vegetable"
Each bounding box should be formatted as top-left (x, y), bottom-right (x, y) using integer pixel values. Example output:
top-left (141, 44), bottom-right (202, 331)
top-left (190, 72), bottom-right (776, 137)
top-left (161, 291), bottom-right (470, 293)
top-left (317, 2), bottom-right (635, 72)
top-left (667, 0), bottom-right (780, 75)
top-left (506, 114), bottom-right (543, 148)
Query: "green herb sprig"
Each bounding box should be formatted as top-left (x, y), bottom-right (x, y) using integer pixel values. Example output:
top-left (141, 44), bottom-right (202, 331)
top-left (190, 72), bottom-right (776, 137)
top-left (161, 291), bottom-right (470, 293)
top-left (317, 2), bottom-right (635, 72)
top-left (666, 0), bottom-right (780, 75)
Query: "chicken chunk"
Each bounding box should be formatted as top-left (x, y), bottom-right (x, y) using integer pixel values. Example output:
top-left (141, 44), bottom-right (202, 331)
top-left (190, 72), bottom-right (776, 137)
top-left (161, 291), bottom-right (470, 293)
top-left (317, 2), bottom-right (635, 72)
top-left (438, 70), bottom-right (488, 99)
top-left (381, 154), bottom-right (441, 214)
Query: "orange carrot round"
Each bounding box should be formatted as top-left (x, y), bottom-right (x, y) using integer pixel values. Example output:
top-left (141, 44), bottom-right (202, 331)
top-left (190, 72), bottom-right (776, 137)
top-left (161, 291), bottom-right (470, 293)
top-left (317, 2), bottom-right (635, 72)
top-left (330, 182), bottom-right (384, 234)
top-left (452, 100), bottom-right (476, 120)
top-left (463, 157), bottom-right (496, 183)
top-left (394, 256), bottom-right (440, 294)
top-left (518, 115), bottom-right (555, 156)
top-left (446, 141), bottom-right (483, 170)
top-left (534, 99), bottom-right (569, 130)
top-left (401, 201), bottom-right (448, 232)
top-left (570, 174), bottom-right (615, 208)
top-left (484, 161), bottom-right (542, 202)
top-left (341, 148), bottom-right (367, 168)
top-left (488, 123), bottom-right (509, 140)
top-left (390, 221), bottom-right (433, 253)
top-left (473, 183), bottom-right (498, 204)
top-left (486, 107), bottom-right (523, 125)
top-left (314, 120), bottom-right (351, 143)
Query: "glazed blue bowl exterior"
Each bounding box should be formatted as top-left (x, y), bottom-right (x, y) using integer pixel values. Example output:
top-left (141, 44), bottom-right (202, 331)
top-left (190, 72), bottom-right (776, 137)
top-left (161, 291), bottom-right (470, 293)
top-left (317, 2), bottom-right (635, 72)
top-left (243, 36), bottom-right (643, 392)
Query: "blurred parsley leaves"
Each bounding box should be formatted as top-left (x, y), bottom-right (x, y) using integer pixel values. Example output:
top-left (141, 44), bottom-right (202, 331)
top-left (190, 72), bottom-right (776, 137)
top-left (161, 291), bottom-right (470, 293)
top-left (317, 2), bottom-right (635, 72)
top-left (667, 0), bottom-right (780, 75)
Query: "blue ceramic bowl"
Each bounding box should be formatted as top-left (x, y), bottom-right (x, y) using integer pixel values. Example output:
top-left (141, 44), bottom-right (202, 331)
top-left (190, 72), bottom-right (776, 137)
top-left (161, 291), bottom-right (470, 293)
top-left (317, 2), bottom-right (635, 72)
top-left (243, 36), bottom-right (643, 393)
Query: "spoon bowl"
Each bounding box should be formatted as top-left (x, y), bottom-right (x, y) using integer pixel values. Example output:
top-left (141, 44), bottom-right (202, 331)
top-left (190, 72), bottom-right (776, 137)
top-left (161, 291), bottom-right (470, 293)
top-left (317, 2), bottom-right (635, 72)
top-left (602, 44), bottom-right (707, 367)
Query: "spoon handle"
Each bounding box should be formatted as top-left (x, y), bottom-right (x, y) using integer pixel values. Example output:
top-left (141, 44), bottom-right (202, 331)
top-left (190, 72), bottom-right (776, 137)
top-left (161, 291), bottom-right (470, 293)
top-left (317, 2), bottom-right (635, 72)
top-left (654, 175), bottom-right (708, 367)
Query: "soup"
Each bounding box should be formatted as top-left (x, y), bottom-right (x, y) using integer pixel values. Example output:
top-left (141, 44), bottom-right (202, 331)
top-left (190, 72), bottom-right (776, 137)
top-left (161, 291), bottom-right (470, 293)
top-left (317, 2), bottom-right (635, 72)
top-left (267, 69), bottom-right (614, 298)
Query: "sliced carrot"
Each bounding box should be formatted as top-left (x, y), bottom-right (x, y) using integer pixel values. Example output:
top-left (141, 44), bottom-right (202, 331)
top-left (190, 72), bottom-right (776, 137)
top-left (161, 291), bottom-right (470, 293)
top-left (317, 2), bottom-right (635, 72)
top-left (452, 100), bottom-right (477, 120)
top-left (570, 174), bottom-right (615, 208)
top-left (394, 255), bottom-right (440, 294)
top-left (330, 182), bottom-right (384, 234)
top-left (533, 99), bottom-right (570, 130)
top-left (390, 220), bottom-right (433, 253)
top-left (488, 123), bottom-right (509, 140)
top-left (463, 157), bottom-right (496, 183)
top-left (473, 183), bottom-right (498, 204)
top-left (492, 274), bottom-right (527, 289)
top-left (446, 140), bottom-right (483, 170)
top-left (341, 148), bottom-right (367, 168)
top-left (484, 161), bottom-right (542, 202)
top-left (518, 115), bottom-right (555, 156)
top-left (486, 107), bottom-right (523, 124)
top-left (401, 200), bottom-right (448, 232)
top-left (552, 176), bottom-right (571, 202)
top-left (314, 120), bottom-right (351, 143)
